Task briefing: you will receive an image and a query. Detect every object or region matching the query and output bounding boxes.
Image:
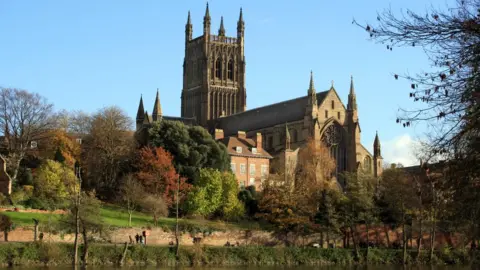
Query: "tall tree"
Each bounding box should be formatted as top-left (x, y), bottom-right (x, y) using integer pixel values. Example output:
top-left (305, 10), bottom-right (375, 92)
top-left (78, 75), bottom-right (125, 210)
top-left (220, 172), bottom-right (245, 221)
top-left (355, 0), bottom-right (480, 159)
top-left (136, 146), bottom-right (189, 208)
top-left (184, 168), bottom-right (223, 217)
top-left (0, 88), bottom-right (55, 188)
top-left (148, 120), bottom-right (230, 182)
top-left (82, 106), bottom-right (134, 198)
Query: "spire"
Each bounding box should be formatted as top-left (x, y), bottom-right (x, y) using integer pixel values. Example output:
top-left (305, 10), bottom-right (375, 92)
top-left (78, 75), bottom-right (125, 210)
top-left (136, 95), bottom-right (145, 120)
top-left (285, 123), bottom-right (291, 150)
top-left (186, 11), bottom-right (193, 41)
top-left (152, 89), bottom-right (162, 121)
top-left (374, 131), bottom-right (381, 157)
top-left (237, 7), bottom-right (244, 36)
top-left (347, 75), bottom-right (357, 111)
top-left (204, 2), bottom-right (211, 26)
top-left (308, 71), bottom-right (317, 105)
top-left (218, 16), bottom-right (225, 36)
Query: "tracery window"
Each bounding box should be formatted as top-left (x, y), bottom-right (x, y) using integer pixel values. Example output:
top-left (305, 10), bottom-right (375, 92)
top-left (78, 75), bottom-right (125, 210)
top-left (364, 156), bottom-right (372, 173)
top-left (227, 60), bottom-right (234, 80)
top-left (321, 124), bottom-right (345, 178)
top-left (215, 58), bottom-right (222, 79)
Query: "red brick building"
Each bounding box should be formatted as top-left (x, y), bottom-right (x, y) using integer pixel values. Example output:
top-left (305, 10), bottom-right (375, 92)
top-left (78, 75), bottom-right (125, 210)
top-left (215, 129), bottom-right (272, 190)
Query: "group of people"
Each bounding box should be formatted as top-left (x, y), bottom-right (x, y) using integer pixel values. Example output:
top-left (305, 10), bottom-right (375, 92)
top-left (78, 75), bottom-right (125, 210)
top-left (135, 233), bottom-right (145, 245)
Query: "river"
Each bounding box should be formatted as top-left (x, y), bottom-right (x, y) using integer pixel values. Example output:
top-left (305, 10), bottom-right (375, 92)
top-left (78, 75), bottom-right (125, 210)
top-left (1, 266), bottom-right (476, 270)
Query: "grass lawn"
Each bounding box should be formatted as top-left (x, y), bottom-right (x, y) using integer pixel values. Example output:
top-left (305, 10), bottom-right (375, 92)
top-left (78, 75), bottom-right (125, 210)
top-left (2, 204), bottom-right (263, 231)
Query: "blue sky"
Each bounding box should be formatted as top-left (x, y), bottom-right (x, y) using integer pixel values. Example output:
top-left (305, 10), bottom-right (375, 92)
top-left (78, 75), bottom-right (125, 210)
top-left (0, 0), bottom-right (455, 166)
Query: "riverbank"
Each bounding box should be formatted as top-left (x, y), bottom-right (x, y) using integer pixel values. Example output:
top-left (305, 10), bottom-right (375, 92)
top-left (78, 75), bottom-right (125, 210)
top-left (0, 242), bottom-right (478, 267)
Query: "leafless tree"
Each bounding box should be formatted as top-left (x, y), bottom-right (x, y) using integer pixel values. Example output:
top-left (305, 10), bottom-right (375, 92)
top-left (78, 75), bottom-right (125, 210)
top-left (82, 106), bottom-right (134, 197)
top-left (0, 88), bottom-right (54, 187)
top-left (119, 174), bottom-right (144, 227)
top-left (353, 0), bottom-right (480, 159)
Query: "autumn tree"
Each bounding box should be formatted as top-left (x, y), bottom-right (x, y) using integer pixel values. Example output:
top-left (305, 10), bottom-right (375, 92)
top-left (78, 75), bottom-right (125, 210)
top-left (219, 172), bottom-right (245, 221)
top-left (136, 146), bottom-right (189, 208)
top-left (0, 88), bottom-right (55, 189)
top-left (82, 106), bottom-right (134, 198)
top-left (296, 137), bottom-right (336, 188)
top-left (148, 120), bottom-right (230, 182)
top-left (184, 168), bottom-right (223, 217)
top-left (141, 194), bottom-right (168, 226)
top-left (119, 174), bottom-right (144, 227)
top-left (34, 159), bottom-right (79, 209)
top-left (42, 129), bottom-right (81, 168)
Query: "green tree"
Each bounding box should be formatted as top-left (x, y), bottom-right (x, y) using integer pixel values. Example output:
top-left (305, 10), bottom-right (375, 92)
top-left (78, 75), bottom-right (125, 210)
top-left (184, 168), bottom-right (223, 217)
top-left (238, 185), bottom-right (259, 218)
top-left (148, 120), bottom-right (230, 182)
top-left (340, 172), bottom-right (375, 260)
top-left (220, 172), bottom-right (245, 221)
top-left (54, 147), bottom-right (66, 164)
top-left (34, 159), bottom-right (79, 209)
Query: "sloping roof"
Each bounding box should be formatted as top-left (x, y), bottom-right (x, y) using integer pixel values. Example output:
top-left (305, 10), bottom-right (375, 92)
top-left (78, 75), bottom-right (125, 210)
top-left (163, 116), bottom-right (197, 126)
top-left (215, 91), bottom-right (329, 136)
top-left (219, 136), bottom-right (273, 159)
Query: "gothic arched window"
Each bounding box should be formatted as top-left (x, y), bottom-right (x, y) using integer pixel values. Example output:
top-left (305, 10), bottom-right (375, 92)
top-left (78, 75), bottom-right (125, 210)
top-left (227, 60), bottom-right (234, 80)
top-left (215, 58), bottom-right (222, 79)
top-left (331, 100), bottom-right (335, 109)
top-left (364, 156), bottom-right (372, 173)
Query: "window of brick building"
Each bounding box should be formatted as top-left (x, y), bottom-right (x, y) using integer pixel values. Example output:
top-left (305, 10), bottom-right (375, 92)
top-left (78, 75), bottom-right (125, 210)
top-left (249, 164), bottom-right (256, 176)
top-left (261, 165), bottom-right (268, 179)
top-left (240, 164), bottom-right (246, 174)
top-left (249, 178), bottom-right (255, 186)
top-left (231, 163), bottom-right (236, 173)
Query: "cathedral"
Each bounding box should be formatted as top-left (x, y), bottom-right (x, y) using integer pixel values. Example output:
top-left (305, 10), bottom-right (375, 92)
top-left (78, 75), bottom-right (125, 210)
top-left (135, 4), bottom-right (383, 179)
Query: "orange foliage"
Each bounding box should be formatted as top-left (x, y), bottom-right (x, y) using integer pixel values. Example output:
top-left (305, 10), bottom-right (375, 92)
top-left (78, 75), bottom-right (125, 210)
top-left (136, 147), bottom-right (190, 207)
top-left (297, 137), bottom-right (336, 189)
top-left (42, 129), bottom-right (81, 167)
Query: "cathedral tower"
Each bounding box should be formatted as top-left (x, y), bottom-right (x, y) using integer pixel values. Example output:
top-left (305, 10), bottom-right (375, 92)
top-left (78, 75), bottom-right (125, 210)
top-left (181, 4), bottom-right (247, 127)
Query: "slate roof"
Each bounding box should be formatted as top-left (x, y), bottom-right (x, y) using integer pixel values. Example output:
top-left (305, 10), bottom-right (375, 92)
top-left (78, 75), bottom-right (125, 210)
top-left (218, 136), bottom-right (273, 159)
top-left (163, 116), bottom-right (197, 126)
top-left (215, 90), bottom-right (329, 136)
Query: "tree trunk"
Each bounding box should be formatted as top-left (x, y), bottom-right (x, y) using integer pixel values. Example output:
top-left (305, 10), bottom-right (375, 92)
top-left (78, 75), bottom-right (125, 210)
top-left (326, 231), bottom-right (330, 248)
top-left (384, 224), bottom-right (391, 248)
top-left (73, 205), bottom-right (79, 266)
top-left (402, 221), bottom-right (407, 264)
top-left (4, 230), bottom-right (8, 242)
top-left (33, 219), bottom-right (39, 241)
top-left (350, 225), bottom-right (359, 260)
top-left (429, 208), bottom-right (436, 261)
top-left (175, 176), bottom-right (180, 260)
top-left (128, 211), bottom-right (132, 227)
top-left (416, 217), bottom-right (422, 261)
top-left (81, 225), bottom-right (89, 264)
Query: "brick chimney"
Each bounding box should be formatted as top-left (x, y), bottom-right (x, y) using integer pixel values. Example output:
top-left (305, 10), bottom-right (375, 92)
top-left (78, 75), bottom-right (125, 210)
top-left (237, 131), bottom-right (246, 140)
top-left (255, 133), bottom-right (262, 150)
top-left (214, 129), bottom-right (224, 140)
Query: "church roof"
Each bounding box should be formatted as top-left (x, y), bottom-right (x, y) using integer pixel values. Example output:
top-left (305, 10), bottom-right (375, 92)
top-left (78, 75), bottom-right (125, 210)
top-left (215, 90), bottom-right (329, 136)
top-left (163, 116), bottom-right (197, 126)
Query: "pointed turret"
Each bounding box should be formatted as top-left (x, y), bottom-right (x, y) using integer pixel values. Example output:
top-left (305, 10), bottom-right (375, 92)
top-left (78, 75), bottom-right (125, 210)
top-left (143, 110), bottom-right (151, 125)
top-left (136, 95), bottom-right (145, 121)
top-left (237, 8), bottom-right (244, 37)
top-left (347, 75), bottom-right (357, 111)
top-left (285, 123), bottom-right (291, 150)
top-left (373, 131), bottom-right (383, 177)
top-left (185, 11), bottom-right (192, 42)
top-left (218, 16), bottom-right (225, 36)
top-left (203, 2), bottom-right (211, 28)
top-left (308, 71), bottom-right (317, 105)
top-left (373, 131), bottom-right (381, 157)
top-left (152, 89), bottom-right (162, 122)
